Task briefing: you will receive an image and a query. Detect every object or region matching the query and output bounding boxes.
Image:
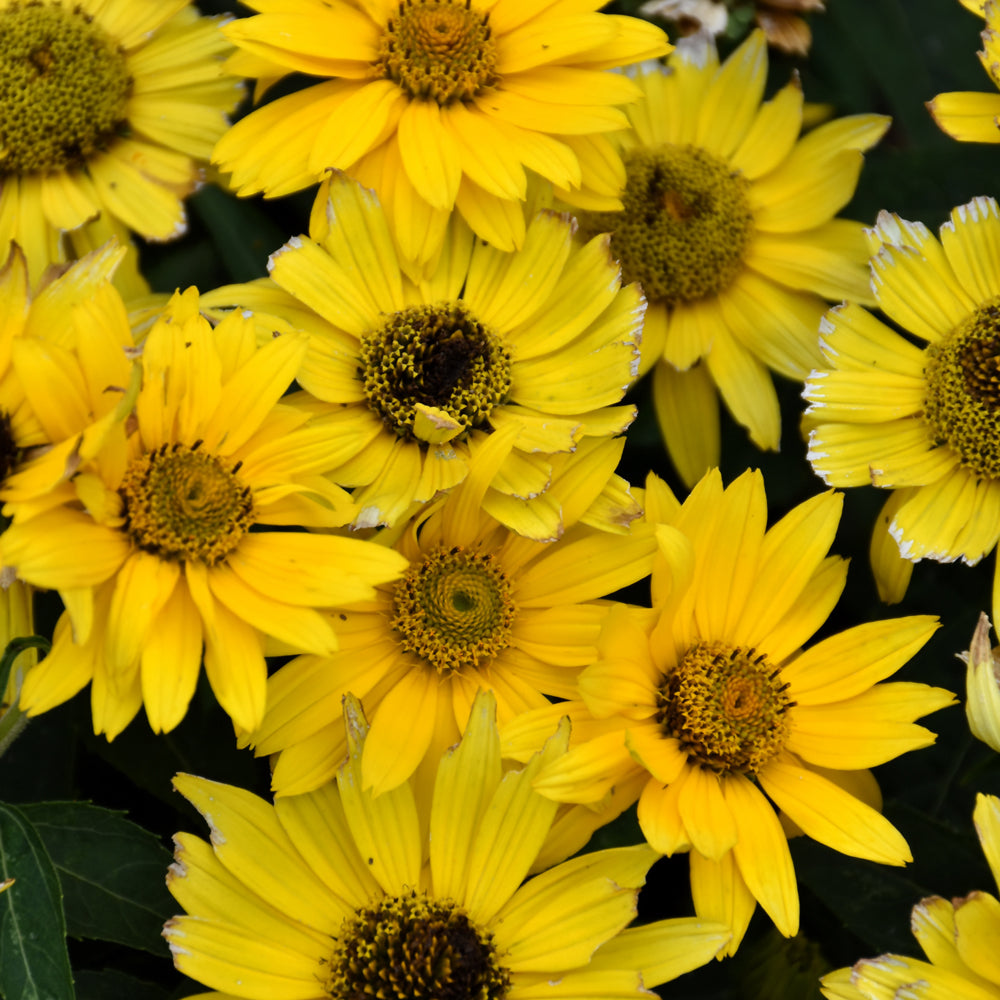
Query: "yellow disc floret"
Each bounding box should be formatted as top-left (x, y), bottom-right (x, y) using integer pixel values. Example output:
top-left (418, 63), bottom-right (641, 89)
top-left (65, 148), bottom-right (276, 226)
top-left (118, 443), bottom-right (254, 565)
top-left (0, 1), bottom-right (131, 174)
top-left (923, 298), bottom-right (1000, 479)
top-left (391, 545), bottom-right (516, 675)
top-left (577, 145), bottom-right (755, 306)
top-left (657, 640), bottom-right (792, 774)
top-left (359, 302), bottom-right (511, 442)
top-left (324, 891), bottom-right (509, 1000)
top-left (376, 0), bottom-right (498, 105)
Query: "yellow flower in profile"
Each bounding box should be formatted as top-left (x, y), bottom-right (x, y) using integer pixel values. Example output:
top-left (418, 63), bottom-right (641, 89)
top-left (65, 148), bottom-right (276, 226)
top-left (533, 469), bottom-right (953, 954)
top-left (571, 30), bottom-right (888, 487)
top-left (1, 288), bottom-right (407, 739)
top-left (213, 0), bottom-right (670, 271)
top-left (821, 793), bottom-right (1000, 1000)
top-left (0, 241), bottom-right (136, 512)
top-left (0, 579), bottom-right (36, 754)
top-left (0, 0), bottom-right (243, 281)
top-left (928, 0), bottom-right (1000, 143)
top-left (804, 197), bottom-right (1000, 630)
top-left (213, 172), bottom-right (644, 539)
top-left (251, 434), bottom-right (656, 799)
top-left (964, 612), bottom-right (1000, 754)
top-left (165, 690), bottom-right (731, 999)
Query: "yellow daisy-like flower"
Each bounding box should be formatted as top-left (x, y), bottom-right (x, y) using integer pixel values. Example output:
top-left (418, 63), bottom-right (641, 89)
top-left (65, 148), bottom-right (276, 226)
top-left (213, 0), bottom-right (669, 272)
top-left (821, 793), bottom-right (1000, 1000)
top-left (0, 287), bottom-right (407, 739)
top-left (533, 469), bottom-right (953, 954)
top-left (928, 0), bottom-right (1000, 144)
top-left (251, 434), bottom-right (656, 798)
top-left (0, 0), bottom-right (243, 282)
top-left (804, 197), bottom-right (1000, 629)
top-left (212, 172), bottom-right (644, 539)
top-left (570, 30), bottom-right (888, 487)
top-left (165, 690), bottom-right (731, 1000)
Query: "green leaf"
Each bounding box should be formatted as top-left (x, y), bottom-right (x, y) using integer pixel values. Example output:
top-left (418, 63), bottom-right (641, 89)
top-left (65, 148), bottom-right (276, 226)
top-left (21, 802), bottom-right (173, 956)
top-left (0, 802), bottom-right (73, 1000)
top-left (191, 184), bottom-right (289, 282)
top-left (790, 838), bottom-right (924, 953)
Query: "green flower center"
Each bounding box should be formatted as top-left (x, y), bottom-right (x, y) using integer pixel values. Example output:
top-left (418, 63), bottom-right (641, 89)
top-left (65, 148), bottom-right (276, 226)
top-left (359, 302), bottom-right (511, 442)
top-left (0, 2), bottom-right (132, 174)
top-left (376, 0), bottom-right (498, 105)
top-left (118, 444), bottom-right (254, 565)
top-left (923, 299), bottom-right (1000, 479)
top-left (324, 891), bottom-right (509, 1000)
top-left (391, 545), bottom-right (516, 675)
top-left (577, 145), bottom-right (755, 307)
top-left (657, 640), bottom-right (792, 774)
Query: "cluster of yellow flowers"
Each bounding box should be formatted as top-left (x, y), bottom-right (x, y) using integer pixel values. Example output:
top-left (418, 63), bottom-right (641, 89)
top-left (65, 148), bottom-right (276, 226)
top-left (2, 0), bottom-right (1000, 998)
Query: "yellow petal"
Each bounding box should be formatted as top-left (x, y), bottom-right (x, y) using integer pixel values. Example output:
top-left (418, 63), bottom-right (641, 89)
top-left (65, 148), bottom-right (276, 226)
top-left (724, 773), bottom-right (799, 937)
top-left (689, 848), bottom-right (758, 957)
top-left (928, 90), bottom-right (1000, 143)
top-left (337, 695), bottom-right (422, 895)
top-left (759, 753), bottom-right (912, 864)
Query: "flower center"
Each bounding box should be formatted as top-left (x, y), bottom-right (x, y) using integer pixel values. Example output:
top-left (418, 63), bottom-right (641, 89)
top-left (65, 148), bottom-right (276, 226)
top-left (359, 302), bottom-right (511, 442)
top-left (376, 0), bottom-right (498, 105)
top-left (0, 2), bottom-right (132, 174)
top-left (324, 891), bottom-right (509, 1000)
top-left (923, 299), bottom-right (1000, 479)
top-left (391, 545), bottom-right (516, 675)
top-left (657, 640), bottom-right (792, 774)
top-left (118, 444), bottom-right (255, 565)
top-left (577, 145), bottom-right (755, 307)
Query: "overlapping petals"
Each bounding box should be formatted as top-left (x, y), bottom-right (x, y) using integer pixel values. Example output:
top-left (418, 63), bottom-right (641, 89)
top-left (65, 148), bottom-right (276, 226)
top-left (805, 196), bottom-right (1000, 626)
top-left (165, 690), bottom-right (730, 999)
top-left (2, 286), bottom-right (407, 737)
top-left (214, 0), bottom-right (669, 271)
top-left (532, 469), bottom-right (952, 954)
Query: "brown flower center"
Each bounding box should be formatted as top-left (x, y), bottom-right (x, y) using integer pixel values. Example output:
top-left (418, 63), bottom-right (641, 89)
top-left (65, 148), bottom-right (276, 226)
top-left (391, 545), bottom-right (516, 675)
top-left (324, 891), bottom-right (509, 1000)
top-left (657, 640), bottom-right (792, 774)
top-left (118, 443), bottom-right (254, 565)
top-left (359, 301), bottom-right (511, 442)
top-left (577, 144), bottom-right (755, 307)
top-left (923, 299), bottom-right (1000, 479)
top-left (376, 0), bottom-right (498, 105)
top-left (0, 1), bottom-right (131, 174)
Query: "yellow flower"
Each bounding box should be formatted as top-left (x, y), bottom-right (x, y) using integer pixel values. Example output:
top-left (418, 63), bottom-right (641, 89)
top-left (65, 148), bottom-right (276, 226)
top-left (0, 0), bottom-right (243, 282)
top-left (821, 793), bottom-right (1000, 1000)
top-left (212, 0), bottom-right (669, 272)
top-left (570, 30), bottom-right (887, 487)
top-left (1, 288), bottom-right (407, 739)
top-left (964, 612), bottom-right (1000, 754)
top-left (533, 469), bottom-right (953, 954)
top-left (250, 435), bottom-right (656, 798)
top-left (804, 197), bottom-right (1000, 630)
top-left (207, 172), bottom-right (644, 539)
top-left (929, 0), bottom-right (1000, 143)
top-left (165, 690), bottom-right (731, 1000)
